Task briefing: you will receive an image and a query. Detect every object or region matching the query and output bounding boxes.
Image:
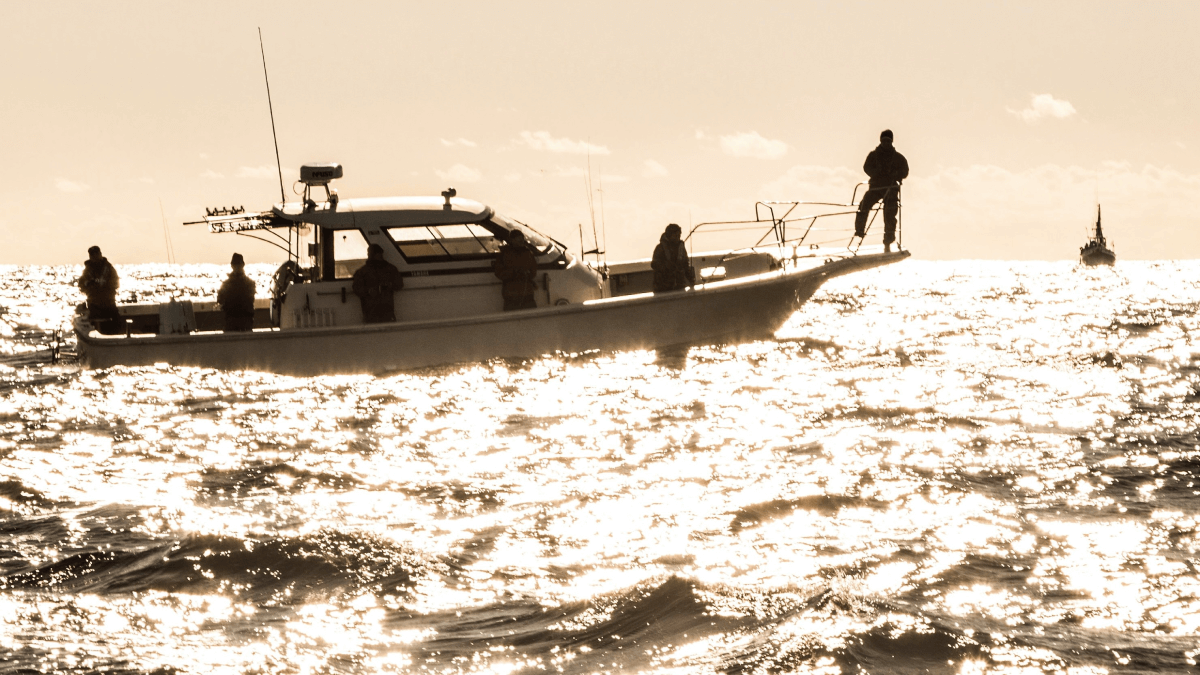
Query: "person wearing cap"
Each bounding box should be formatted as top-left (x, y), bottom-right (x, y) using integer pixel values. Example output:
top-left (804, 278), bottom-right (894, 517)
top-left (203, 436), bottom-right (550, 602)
top-left (217, 252), bottom-right (257, 332)
top-left (352, 243), bottom-right (404, 323)
top-left (77, 245), bottom-right (122, 334)
top-left (492, 229), bottom-right (539, 311)
top-left (651, 223), bottom-right (694, 293)
top-left (854, 129), bottom-right (909, 252)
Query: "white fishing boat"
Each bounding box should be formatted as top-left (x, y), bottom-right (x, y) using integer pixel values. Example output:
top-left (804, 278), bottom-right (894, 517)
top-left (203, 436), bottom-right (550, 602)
top-left (74, 165), bottom-right (909, 375)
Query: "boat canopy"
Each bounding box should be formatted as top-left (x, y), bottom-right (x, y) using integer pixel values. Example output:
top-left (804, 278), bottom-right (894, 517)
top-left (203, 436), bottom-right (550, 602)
top-left (188, 164), bottom-right (553, 252)
top-left (273, 196), bottom-right (494, 230)
top-left (270, 196), bottom-right (552, 251)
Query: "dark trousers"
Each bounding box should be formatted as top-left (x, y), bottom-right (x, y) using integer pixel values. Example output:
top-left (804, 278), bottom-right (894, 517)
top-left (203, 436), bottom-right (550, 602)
top-left (87, 302), bottom-right (123, 335)
top-left (503, 295), bottom-right (537, 311)
top-left (854, 186), bottom-right (899, 245)
top-left (224, 313), bottom-right (254, 332)
top-left (359, 296), bottom-right (396, 323)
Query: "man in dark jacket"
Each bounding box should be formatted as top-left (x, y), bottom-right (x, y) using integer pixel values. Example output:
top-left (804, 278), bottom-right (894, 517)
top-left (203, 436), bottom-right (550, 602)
top-left (492, 230), bottom-right (539, 311)
top-left (216, 252), bottom-right (256, 332)
top-left (78, 245), bottom-right (122, 334)
top-left (352, 244), bottom-right (404, 323)
top-left (651, 223), bottom-right (694, 292)
top-left (854, 129), bottom-right (909, 252)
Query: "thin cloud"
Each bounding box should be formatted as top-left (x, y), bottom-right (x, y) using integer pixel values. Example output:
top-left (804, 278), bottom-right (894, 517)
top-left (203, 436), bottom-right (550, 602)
top-left (435, 164), bottom-right (483, 183)
top-left (517, 131), bottom-right (610, 155)
top-left (547, 166), bottom-right (628, 182)
top-left (642, 159), bottom-right (669, 178)
top-left (760, 165), bottom-right (860, 202)
top-left (719, 131), bottom-right (789, 160)
top-left (200, 169), bottom-right (225, 179)
top-left (55, 178), bottom-right (90, 192)
top-left (235, 166), bottom-right (277, 179)
top-left (1009, 93), bottom-right (1077, 123)
top-left (553, 166), bottom-right (588, 178)
top-left (440, 138), bottom-right (478, 148)
top-left (505, 172), bottom-right (522, 182)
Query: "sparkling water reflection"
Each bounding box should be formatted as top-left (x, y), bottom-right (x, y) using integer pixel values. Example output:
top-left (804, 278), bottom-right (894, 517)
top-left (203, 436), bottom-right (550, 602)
top-left (2, 261), bottom-right (1200, 673)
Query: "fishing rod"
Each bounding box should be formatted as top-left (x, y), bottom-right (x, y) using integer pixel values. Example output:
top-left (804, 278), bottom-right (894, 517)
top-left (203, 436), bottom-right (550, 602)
top-left (159, 198), bottom-right (175, 264)
top-left (259, 27), bottom-right (286, 207)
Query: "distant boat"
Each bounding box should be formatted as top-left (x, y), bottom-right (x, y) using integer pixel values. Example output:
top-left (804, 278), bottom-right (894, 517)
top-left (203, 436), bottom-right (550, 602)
top-left (1079, 205), bottom-right (1115, 266)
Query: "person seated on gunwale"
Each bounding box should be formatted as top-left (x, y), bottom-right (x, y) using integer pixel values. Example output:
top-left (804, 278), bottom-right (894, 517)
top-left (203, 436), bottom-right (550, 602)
top-left (78, 245), bottom-right (123, 334)
top-left (651, 223), bottom-right (694, 293)
top-left (352, 244), bottom-right (404, 323)
top-left (492, 230), bottom-right (539, 311)
top-left (216, 252), bottom-right (256, 332)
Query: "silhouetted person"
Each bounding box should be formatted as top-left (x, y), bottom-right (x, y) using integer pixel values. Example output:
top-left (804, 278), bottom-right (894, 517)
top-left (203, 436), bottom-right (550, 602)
top-left (854, 129), bottom-right (909, 253)
top-left (78, 245), bottom-right (122, 334)
top-left (352, 243), bottom-right (404, 323)
top-left (651, 223), bottom-right (694, 292)
top-left (217, 252), bottom-right (256, 332)
top-left (493, 230), bottom-right (539, 311)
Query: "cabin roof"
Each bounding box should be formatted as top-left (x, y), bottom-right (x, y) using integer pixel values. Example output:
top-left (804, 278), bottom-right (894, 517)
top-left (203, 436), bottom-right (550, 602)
top-left (273, 196), bottom-right (494, 229)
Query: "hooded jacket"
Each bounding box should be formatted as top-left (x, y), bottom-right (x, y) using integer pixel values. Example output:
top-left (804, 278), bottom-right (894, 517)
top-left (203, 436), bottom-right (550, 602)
top-left (78, 257), bottom-right (119, 308)
top-left (492, 242), bottom-right (539, 301)
top-left (651, 236), bottom-right (693, 292)
top-left (217, 269), bottom-right (257, 317)
top-left (863, 143), bottom-right (909, 188)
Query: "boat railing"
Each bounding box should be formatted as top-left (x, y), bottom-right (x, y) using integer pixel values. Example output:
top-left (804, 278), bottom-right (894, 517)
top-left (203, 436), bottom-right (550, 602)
top-left (683, 182), bottom-right (902, 282)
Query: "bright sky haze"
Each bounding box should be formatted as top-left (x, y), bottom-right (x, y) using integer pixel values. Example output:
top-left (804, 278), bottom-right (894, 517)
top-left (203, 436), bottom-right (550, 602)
top-left (3, 1), bottom-right (1197, 264)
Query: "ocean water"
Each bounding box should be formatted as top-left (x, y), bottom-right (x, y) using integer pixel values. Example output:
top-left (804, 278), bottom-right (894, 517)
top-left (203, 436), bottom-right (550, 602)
top-left (2, 260), bottom-right (1200, 674)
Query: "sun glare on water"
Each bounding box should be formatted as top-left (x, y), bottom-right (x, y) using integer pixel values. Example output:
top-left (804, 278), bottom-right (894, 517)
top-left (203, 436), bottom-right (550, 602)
top-left (2, 261), bottom-right (1200, 672)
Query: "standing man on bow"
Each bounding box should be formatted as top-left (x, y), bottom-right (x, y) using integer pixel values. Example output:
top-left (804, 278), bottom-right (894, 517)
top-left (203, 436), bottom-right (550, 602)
top-left (78, 245), bottom-right (122, 334)
top-left (854, 129), bottom-right (909, 253)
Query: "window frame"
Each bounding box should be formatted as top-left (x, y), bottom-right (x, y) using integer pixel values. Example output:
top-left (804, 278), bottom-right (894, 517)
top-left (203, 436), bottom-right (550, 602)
top-left (330, 227), bottom-right (372, 280)
top-left (382, 220), bottom-right (513, 264)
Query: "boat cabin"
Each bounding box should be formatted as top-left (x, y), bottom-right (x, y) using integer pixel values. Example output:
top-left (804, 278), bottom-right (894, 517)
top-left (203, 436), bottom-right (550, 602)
top-left (271, 188), bottom-right (605, 328)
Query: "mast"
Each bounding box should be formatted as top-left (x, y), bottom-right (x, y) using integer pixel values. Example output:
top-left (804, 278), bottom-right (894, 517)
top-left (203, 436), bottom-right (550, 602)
top-left (1094, 204), bottom-right (1104, 243)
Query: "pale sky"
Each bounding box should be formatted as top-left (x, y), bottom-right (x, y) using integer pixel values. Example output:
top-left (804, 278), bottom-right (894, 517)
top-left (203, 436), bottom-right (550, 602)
top-left (2, 1), bottom-right (1197, 265)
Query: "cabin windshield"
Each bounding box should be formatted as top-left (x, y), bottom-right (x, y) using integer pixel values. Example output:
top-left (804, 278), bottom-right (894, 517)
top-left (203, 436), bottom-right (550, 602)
top-left (385, 223), bottom-right (503, 263)
top-left (491, 214), bottom-right (553, 253)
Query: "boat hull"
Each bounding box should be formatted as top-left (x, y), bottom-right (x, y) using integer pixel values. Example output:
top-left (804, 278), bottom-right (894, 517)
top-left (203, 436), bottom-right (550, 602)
top-left (1080, 248), bottom-right (1116, 266)
top-left (76, 252), bottom-right (908, 375)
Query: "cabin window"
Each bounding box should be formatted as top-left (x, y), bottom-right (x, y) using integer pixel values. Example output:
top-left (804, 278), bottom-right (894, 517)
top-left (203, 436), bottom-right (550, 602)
top-left (332, 229), bottom-right (371, 278)
top-left (385, 223), bottom-right (502, 262)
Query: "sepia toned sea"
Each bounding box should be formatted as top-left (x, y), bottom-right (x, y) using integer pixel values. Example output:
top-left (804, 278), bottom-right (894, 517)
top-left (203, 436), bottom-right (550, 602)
top-left (3, 260), bottom-right (1200, 674)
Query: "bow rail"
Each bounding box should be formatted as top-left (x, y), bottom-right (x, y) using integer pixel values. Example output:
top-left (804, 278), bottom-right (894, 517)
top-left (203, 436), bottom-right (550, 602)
top-left (683, 182), bottom-right (902, 281)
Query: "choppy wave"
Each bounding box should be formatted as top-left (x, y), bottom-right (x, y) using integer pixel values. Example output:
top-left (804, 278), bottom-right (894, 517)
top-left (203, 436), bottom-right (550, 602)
top-left (3, 261), bottom-right (1200, 673)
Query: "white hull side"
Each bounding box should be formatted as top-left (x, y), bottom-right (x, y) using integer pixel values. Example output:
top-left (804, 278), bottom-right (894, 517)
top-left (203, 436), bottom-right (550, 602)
top-left (76, 252), bottom-right (907, 375)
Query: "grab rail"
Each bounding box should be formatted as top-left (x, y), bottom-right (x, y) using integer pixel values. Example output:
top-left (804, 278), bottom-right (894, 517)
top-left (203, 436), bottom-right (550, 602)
top-left (683, 182), bottom-right (902, 284)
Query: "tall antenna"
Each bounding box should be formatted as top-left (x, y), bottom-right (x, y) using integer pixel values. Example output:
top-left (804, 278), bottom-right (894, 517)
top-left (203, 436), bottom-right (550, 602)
top-left (597, 161), bottom-right (607, 265)
top-left (258, 27), bottom-right (285, 203)
top-left (585, 152), bottom-right (600, 258)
